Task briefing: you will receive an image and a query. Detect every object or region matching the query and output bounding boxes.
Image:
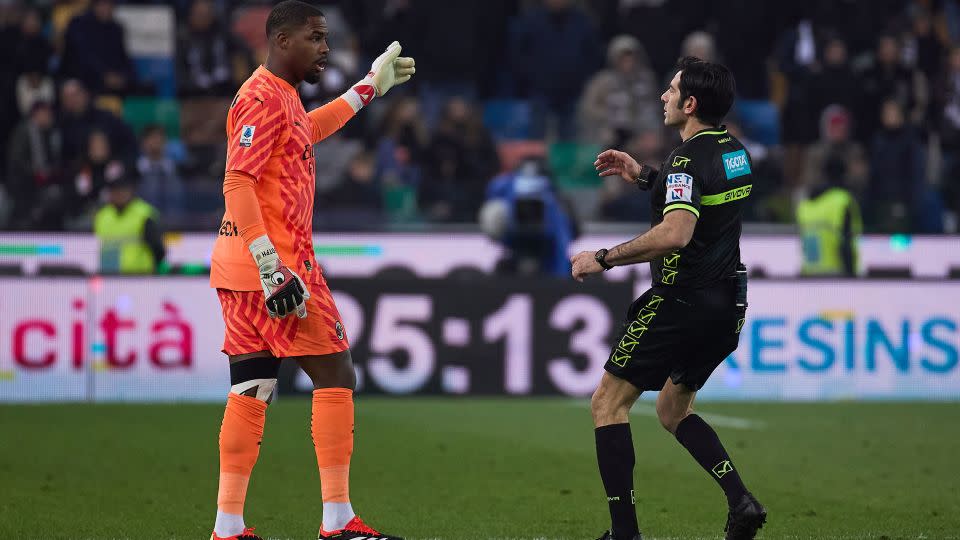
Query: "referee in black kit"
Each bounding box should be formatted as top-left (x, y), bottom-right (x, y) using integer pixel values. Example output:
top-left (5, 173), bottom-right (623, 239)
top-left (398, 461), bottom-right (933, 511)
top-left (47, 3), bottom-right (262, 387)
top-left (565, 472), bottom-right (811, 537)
top-left (571, 56), bottom-right (766, 540)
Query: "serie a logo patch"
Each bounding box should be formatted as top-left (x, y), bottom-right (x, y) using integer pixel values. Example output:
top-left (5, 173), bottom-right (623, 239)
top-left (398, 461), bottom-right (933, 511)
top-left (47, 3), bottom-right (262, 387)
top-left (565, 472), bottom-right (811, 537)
top-left (239, 125), bottom-right (256, 147)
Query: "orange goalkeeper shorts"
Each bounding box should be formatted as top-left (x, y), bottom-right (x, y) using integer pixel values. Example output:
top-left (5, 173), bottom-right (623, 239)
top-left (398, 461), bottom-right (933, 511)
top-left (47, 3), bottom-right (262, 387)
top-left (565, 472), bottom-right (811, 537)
top-left (217, 278), bottom-right (349, 358)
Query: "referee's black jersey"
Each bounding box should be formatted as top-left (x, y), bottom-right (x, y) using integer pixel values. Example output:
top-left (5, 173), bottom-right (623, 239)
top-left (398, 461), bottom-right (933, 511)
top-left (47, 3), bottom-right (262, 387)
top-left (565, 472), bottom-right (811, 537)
top-left (649, 126), bottom-right (753, 289)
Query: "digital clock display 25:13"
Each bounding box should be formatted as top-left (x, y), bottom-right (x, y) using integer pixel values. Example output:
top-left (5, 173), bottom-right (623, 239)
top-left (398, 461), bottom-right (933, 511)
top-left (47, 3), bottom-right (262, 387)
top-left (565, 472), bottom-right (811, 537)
top-left (279, 278), bottom-right (633, 396)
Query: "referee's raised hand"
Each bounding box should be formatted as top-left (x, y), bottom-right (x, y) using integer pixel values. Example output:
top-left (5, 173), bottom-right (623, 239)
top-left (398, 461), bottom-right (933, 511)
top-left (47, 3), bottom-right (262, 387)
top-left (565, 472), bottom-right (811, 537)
top-left (594, 149), bottom-right (642, 184)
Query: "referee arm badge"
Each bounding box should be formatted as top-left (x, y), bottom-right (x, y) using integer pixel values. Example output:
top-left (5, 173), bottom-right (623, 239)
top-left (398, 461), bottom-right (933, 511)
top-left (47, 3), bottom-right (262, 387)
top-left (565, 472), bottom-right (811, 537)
top-left (666, 173), bottom-right (693, 203)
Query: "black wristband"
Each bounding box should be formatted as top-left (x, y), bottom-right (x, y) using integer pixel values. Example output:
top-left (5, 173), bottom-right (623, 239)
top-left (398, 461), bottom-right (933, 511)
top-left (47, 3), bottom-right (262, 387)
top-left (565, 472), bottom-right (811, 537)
top-left (595, 248), bottom-right (613, 270)
top-left (635, 164), bottom-right (657, 190)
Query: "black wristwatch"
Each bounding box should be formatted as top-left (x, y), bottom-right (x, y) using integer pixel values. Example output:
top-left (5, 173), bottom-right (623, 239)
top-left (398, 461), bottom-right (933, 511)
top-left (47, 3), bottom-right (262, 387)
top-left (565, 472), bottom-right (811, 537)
top-left (595, 248), bottom-right (613, 270)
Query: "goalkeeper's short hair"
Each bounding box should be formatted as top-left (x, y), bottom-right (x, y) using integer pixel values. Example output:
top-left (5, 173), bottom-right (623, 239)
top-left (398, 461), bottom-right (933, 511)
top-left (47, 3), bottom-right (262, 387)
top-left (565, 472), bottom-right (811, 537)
top-left (266, 0), bottom-right (324, 39)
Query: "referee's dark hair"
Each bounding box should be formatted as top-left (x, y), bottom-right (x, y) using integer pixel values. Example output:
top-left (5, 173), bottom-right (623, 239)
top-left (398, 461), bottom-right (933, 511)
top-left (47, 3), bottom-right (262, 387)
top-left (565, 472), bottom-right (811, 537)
top-left (266, 0), bottom-right (324, 39)
top-left (675, 56), bottom-right (736, 126)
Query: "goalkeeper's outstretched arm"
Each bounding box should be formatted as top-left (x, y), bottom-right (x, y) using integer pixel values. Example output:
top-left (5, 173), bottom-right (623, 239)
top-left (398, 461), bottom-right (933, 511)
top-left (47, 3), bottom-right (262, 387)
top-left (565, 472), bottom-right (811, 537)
top-left (308, 41), bottom-right (416, 144)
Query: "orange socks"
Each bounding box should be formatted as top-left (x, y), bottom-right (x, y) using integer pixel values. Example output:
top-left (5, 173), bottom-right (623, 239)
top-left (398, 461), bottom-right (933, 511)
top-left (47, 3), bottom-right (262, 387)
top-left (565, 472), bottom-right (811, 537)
top-left (214, 389), bottom-right (355, 535)
top-left (217, 393), bottom-right (267, 528)
top-left (312, 388), bottom-right (354, 501)
top-left (312, 388), bottom-right (356, 530)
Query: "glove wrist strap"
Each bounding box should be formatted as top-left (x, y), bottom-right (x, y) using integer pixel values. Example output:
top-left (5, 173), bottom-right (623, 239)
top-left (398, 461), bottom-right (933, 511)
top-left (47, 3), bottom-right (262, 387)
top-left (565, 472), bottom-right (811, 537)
top-left (342, 75), bottom-right (376, 113)
top-left (248, 234), bottom-right (278, 268)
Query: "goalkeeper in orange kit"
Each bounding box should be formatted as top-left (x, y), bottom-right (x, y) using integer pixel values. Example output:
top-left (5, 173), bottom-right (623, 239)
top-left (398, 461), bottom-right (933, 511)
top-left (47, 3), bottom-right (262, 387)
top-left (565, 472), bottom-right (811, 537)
top-left (206, 2), bottom-right (415, 539)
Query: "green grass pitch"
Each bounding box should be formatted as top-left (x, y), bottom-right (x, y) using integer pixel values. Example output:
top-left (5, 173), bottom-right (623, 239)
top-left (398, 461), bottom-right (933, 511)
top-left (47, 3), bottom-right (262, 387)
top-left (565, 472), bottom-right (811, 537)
top-left (1, 399), bottom-right (958, 539)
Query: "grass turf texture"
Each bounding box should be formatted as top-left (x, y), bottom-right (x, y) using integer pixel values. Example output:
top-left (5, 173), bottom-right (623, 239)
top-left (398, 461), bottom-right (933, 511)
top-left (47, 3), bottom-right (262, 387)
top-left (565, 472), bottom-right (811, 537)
top-left (0, 399), bottom-right (958, 540)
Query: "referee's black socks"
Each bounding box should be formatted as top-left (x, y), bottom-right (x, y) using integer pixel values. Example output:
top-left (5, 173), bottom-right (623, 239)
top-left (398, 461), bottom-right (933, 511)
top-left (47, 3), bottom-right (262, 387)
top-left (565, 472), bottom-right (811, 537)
top-left (595, 423), bottom-right (640, 538)
top-left (674, 414), bottom-right (748, 508)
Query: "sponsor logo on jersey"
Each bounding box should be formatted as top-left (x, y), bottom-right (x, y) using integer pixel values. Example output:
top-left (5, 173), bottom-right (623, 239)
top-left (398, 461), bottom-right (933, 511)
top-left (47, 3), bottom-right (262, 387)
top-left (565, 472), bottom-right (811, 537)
top-left (722, 149), bottom-right (751, 179)
top-left (665, 172), bottom-right (693, 203)
top-left (335, 321), bottom-right (344, 340)
top-left (723, 185), bottom-right (752, 202)
top-left (672, 155), bottom-right (691, 168)
top-left (218, 220), bottom-right (239, 237)
top-left (301, 143), bottom-right (314, 161)
top-left (239, 125), bottom-right (256, 147)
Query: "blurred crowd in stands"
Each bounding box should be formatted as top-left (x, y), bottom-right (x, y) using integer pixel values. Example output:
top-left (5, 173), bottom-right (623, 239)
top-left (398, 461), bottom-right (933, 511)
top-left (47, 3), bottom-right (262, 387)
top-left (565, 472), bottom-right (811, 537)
top-left (1, 0), bottom-right (959, 234)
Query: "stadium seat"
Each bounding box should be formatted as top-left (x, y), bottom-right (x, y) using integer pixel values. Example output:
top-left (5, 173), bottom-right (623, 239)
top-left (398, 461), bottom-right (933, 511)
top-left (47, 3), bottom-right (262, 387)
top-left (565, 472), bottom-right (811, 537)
top-left (496, 140), bottom-right (547, 173)
top-left (548, 142), bottom-right (603, 189)
top-left (133, 56), bottom-right (177, 99)
top-left (483, 99), bottom-right (534, 140)
top-left (382, 184), bottom-right (419, 222)
top-left (733, 99), bottom-right (780, 146)
top-left (123, 97), bottom-right (181, 139)
top-left (165, 138), bottom-right (188, 164)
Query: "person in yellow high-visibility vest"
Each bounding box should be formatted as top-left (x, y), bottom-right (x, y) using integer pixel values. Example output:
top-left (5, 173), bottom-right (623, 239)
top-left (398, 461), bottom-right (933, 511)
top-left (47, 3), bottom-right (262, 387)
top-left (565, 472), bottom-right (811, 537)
top-left (93, 175), bottom-right (166, 274)
top-left (796, 161), bottom-right (862, 277)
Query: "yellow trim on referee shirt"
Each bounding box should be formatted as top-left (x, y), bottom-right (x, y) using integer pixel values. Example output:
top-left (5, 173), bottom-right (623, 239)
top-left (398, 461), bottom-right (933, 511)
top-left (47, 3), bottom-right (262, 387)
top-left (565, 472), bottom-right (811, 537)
top-left (663, 204), bottom-right (700, 218)
top-left (701, 184), bottom-right (753, 206)
top-left (687, 129), bottom-right (728, 141)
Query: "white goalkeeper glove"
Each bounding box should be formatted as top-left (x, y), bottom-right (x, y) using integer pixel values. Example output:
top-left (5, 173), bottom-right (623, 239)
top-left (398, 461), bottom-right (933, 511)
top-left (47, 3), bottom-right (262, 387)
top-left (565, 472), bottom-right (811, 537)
top-left (249, 235), bottom-right (310, 319)
top-left (342, 41), bottom-right (416, 112)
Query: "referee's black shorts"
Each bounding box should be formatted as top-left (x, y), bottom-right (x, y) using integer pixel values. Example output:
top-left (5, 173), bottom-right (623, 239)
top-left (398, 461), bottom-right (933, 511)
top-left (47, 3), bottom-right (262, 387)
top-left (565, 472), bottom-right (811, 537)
top-left (604, 282), bottom-right (745, 392)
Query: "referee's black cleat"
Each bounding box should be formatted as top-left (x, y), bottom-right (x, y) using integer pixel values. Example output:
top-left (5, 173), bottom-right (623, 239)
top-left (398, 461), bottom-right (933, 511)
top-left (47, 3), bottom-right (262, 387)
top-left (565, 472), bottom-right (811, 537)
top-left (724, 493), bottom-right (767, 540)
top-left (595, 530), bottom-right (643, 540)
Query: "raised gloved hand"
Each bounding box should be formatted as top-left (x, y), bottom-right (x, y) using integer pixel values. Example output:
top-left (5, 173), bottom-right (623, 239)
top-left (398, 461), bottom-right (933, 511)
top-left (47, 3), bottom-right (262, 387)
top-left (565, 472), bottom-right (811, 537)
top-left (249, 235), bottom-right (310, 319)
top-left (342, 41), bottom-right (416, 111)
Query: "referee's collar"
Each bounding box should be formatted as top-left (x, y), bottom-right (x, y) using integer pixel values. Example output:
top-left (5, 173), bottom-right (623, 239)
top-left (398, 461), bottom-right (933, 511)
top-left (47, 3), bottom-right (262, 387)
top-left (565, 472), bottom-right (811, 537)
top-left (686, 125), bottom-right (728, 141)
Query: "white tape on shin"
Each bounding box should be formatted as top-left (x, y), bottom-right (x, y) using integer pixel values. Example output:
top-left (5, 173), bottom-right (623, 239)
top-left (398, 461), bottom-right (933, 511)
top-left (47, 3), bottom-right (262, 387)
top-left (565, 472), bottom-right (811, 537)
top-left (230, 378), bottom-right (277, 402)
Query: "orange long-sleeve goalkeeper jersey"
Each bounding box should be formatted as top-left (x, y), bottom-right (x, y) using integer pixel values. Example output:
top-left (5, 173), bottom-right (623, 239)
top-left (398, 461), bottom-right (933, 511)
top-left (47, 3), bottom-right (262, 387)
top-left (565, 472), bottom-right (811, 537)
top-left (210, 65), bottom-right (354, 291)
